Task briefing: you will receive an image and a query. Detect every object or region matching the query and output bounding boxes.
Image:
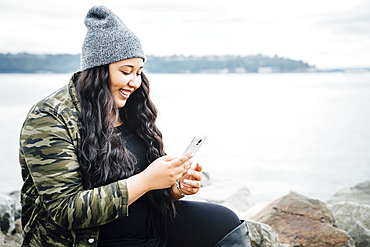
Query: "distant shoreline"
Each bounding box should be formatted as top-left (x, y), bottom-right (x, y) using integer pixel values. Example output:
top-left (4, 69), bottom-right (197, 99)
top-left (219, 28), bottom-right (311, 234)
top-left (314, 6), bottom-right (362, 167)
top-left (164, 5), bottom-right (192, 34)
top-left (1, 53), bottom-right (369, 74)
top-left (0, 53), bottom-right (312, 74)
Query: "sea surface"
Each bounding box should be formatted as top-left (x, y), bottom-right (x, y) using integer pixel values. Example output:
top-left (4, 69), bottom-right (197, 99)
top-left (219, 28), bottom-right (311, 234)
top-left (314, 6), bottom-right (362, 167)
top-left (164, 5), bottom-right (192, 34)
top-left (1, 72), bottom-right (369, 202)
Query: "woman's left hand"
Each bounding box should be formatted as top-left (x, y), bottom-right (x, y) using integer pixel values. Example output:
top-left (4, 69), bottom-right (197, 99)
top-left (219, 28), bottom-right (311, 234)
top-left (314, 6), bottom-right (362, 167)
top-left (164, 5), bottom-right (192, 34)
top-left (172, 161), bottom-right (202, 198)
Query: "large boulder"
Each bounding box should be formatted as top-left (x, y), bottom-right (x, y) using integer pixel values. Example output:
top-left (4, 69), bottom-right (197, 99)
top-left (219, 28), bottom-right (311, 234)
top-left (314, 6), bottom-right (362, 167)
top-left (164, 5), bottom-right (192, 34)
top-left (329, 202), bottom-right (370, 247)
top-left (250, 191), bottom-right (355, 247)
top-left (327, 180), bottom-right (370, 205)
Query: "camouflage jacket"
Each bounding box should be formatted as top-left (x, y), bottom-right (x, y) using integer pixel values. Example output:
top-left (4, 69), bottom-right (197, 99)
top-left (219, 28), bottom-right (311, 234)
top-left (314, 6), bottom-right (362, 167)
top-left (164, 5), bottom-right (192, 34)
top-left (19, 72), bottom-right (129, 246)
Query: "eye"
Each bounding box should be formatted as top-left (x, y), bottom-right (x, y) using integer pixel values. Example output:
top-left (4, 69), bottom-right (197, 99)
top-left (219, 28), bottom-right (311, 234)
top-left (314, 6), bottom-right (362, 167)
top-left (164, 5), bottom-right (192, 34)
top-left (121, 71), bottom-right (130, 75)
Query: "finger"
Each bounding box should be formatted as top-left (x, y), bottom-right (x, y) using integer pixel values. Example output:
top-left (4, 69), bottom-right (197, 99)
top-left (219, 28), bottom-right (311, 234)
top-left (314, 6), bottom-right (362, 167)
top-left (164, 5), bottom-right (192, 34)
top-left (188, 160), bottom-right (194, 168)
top-left (160, 155), bottom-right (176, 161)
top-left (195, 163), bottom-right (202, 172)
top-left (181, 189), bottom-right (196, 196)
top-left (182, 179), bottom-right (201, 188)
top-left (182, 165), bottom-right (192, 176)
top-left (187, 170), bottom-right (202, 181)
top-left (170, 153), bottom-right (194, 166)
top-left (183, 152), bottom-right (196, 157)
top-left (181, 184), bottom-right (200, 195)
top-left (182, 161), bottom-right (191, 171)
top-left (188, 162), bottom-right (201, 171)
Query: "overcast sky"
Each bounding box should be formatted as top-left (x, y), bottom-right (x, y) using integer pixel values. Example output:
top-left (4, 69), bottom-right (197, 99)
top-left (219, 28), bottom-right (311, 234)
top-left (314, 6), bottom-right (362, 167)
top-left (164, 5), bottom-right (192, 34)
top-left (0, 0), bottom-right (369, 69)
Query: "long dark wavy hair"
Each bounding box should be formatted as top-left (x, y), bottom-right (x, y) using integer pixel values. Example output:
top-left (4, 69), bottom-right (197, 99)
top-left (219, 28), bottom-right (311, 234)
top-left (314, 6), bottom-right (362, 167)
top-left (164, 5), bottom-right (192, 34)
top-left (74, 64), bottom-right (175, 215)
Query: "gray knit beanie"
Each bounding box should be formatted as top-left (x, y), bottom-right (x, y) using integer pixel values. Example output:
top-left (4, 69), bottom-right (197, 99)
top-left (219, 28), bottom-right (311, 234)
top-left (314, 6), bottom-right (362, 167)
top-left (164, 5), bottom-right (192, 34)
top-left (81, 5), bottom-right (146, 71)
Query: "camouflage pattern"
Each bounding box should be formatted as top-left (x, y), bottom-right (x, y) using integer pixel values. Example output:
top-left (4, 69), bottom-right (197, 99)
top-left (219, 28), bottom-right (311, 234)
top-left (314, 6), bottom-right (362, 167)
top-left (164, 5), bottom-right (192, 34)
top-left (19, 72), bottom-right (129, 246)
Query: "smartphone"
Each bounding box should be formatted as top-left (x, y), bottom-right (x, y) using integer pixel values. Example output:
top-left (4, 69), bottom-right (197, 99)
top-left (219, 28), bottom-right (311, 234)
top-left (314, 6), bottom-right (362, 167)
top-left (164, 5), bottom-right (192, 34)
top-left (183, 136), bottom-right (207, 156)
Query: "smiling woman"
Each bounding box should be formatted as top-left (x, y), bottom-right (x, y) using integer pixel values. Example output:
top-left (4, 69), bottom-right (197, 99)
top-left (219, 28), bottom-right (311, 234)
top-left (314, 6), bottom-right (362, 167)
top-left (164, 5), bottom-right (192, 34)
top-left (18, 5), bottom-right (251, 247)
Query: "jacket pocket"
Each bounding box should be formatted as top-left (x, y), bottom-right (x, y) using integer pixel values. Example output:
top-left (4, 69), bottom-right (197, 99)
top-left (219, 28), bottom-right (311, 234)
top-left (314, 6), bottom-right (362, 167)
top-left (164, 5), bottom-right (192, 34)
top-left (30, 219), bottom-right (73, 247)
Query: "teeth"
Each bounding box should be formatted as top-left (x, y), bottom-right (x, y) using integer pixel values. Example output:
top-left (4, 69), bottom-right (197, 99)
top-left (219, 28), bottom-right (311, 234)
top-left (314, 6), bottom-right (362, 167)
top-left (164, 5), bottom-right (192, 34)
top-left (119, 89), bottom-right (129, 96)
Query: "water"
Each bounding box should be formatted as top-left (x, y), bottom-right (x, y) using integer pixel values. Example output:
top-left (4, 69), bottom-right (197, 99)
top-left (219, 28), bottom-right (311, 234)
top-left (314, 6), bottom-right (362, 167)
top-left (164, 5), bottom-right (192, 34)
top-left (1, 72), bottom-right (369, 203)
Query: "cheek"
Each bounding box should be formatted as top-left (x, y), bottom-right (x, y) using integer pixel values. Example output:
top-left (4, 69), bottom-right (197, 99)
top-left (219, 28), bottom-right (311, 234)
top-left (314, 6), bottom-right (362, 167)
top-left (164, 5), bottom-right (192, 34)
top-left (110, 75), bottom-right (120, 89)
top-left (137, 78), bottom-right (143, 89)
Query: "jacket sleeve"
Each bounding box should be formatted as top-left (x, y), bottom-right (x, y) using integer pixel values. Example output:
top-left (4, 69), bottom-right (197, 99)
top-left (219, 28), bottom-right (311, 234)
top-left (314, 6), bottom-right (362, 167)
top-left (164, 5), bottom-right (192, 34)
top-left (20, 107), bottom-right (129, 231)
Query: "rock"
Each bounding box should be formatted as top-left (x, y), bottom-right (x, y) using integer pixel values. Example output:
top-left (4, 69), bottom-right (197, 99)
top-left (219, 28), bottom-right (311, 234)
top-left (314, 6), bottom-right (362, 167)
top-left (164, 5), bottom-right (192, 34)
top-left (185, 178), bottom-right (255, 214)
top-left (200, 171), bottom-right (211, 187)
top-left (0, 193), bottom-right (15, 235)
top-left (347, 221), bottom-right (370, 247)
top-left (0, 230), bottom-right (21, 247)
top-left (13, 219), bottom-right (22, 235)
top-left (0, 231), bottom-right (4, 247)
top-left (244, 219), bottom-right (279, 247)
top-left (329, 202), bottom-right (370, 247)
top-left (327, 180), bottom-right (370, 205)
top-left (250, 191), bottom-right (355, 247)
top-left (329, 202), bottom-right (370, 232)
top-left (7, 191), bottom-right (21, 220)
top-left (240, 203), bottom-right (282, 246)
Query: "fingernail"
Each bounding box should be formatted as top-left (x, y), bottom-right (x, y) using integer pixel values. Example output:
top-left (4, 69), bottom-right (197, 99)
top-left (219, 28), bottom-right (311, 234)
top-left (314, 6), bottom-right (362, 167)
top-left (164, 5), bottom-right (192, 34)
top-left (190, 153), bottom-right (195, 157)
top-left (187, 170), bottom-right (192, 175)
top-left (184, 179), bottom-right (189, 184)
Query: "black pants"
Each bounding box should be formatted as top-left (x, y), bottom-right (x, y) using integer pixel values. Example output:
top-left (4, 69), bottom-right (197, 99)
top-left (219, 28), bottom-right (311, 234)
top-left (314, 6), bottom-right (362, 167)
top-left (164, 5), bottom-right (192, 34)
top-left (167, 200), bottom-right (241, 247)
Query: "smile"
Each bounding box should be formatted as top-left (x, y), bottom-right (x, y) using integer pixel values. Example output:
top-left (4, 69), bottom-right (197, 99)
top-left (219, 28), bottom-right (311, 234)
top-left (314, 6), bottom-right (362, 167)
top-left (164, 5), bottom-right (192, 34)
top-left (119, 89), bottom-right (131, 99)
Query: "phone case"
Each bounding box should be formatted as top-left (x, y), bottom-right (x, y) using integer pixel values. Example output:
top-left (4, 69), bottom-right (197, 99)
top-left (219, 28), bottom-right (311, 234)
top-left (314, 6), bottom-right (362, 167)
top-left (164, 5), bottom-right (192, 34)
top-left (183, 136), bottom-right (207, 156)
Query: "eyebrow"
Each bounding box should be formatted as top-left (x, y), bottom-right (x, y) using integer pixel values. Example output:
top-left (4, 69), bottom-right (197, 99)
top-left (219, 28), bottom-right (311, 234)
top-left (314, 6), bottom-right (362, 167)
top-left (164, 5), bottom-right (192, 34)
top-left (119, 65), bottom-right (144, 69)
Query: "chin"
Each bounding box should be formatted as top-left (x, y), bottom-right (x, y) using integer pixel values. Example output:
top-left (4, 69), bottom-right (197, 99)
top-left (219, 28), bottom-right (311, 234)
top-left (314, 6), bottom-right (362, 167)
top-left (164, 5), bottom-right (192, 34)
top-left (117, 101), bottom-right (127, 108)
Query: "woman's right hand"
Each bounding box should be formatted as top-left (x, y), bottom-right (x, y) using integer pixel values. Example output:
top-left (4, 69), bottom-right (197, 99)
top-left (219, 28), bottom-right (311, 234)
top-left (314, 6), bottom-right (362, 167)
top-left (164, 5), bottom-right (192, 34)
top-left (126, 153), bottom-right (194, 205)
top-left (141, 153), bottom-right (194, 190)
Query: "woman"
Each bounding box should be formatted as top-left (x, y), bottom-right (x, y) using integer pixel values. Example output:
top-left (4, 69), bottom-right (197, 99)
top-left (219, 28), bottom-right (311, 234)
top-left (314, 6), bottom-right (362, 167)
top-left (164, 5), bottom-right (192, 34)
top-left (19, 5), bottom-right (251, 247)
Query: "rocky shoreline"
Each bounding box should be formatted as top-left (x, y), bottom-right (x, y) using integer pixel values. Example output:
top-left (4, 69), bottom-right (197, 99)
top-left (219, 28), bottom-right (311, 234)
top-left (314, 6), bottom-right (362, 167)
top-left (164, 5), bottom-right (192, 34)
top-left (188, 178), bottom-right (370, 247)
top-left (1, 178), bottom-right (369, 246)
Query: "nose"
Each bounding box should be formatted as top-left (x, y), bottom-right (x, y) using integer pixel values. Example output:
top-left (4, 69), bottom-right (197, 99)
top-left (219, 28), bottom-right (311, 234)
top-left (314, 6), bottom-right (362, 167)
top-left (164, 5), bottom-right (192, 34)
top-left (128, 75), bottom-right (141, 89)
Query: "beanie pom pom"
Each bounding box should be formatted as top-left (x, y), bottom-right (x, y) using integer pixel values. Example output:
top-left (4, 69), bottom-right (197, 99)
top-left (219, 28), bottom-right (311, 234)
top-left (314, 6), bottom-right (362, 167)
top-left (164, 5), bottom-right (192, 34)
top-left (84, 5), bottom-right (121, 29)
